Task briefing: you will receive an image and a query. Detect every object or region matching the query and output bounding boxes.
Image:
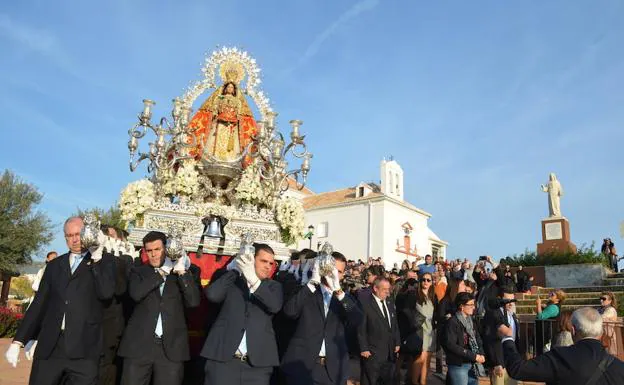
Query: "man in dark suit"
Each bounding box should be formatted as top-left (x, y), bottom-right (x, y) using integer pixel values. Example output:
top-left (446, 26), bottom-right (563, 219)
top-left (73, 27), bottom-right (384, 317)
top-left (483, 287), bottom-right (520, 385)
top-left (501, 307), bottom-right (624, 384)
top-left (273, 250), bottom-right (313, 360)
top-left (202, 243), bottom-right (283, 385)
top-left (281, 251), bottom-right (363, 385)
top-left (357, 276), bottom-right (401, 385)
top-left (117, 231), bottom-right (201, 385)
top-left (5, 216), bottom-right (116, 385)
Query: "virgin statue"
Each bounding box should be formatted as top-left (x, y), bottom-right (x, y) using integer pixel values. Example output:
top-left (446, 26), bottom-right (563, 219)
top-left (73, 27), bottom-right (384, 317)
top-left (188, 64), bottom-right (257, 163)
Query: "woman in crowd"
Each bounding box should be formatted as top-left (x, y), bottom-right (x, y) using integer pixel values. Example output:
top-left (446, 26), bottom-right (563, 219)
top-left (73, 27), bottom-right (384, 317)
top-left (552, 310), bottom-right (574, 347)
top-left (599, 291), bottom-right (619, 355)
top-left (443, 292), bottom-right (486, 385)
top-left (599, 291), bottom-right (618, 320)
top-left (536, 289), bottom-right (566, 320)
top-left (464, 280), bottom-right (476, 295)
top-left (404, 272), bottom-right (437, 385)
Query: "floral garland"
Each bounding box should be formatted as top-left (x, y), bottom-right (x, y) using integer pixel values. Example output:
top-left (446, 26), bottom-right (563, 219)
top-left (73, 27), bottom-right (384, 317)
top-left (160, 161), bottom-right (199, 198)
top-left (119, 179), bottom-right (156, 222)
top-left (275, 197), bottom-right (305, 246)
top-left (234, 163), bottom-right (271, 207)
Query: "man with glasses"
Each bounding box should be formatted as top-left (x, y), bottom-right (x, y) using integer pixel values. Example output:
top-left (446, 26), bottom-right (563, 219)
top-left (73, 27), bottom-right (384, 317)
top-left (5, 216), bottom-right (116, 385)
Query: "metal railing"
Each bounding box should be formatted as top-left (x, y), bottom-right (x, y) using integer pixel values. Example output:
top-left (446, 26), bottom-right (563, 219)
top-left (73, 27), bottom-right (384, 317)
top-left (517, 318), bottom-right (624, 360)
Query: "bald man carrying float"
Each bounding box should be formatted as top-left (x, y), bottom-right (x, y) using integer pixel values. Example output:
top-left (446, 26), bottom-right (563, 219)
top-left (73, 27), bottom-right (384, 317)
top-left (5, 216), bottom-right (116, 385)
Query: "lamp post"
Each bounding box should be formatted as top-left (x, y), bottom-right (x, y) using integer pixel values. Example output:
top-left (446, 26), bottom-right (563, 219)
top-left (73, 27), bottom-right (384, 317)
top-left (307, 225), bottom-right (315, 249)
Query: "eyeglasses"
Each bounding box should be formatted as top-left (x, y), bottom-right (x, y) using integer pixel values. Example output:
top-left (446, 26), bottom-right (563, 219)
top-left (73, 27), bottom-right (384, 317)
top-left (421, 278), bottom-right (432, 282)
top-left (64, 232), bottom-right (81, 240)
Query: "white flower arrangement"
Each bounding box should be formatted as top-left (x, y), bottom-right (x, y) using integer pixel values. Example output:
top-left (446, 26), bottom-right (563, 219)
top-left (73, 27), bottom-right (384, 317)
top-left (193, 202), bottom-right (236, 220)
top-left (235, 164), bottom-right (271, 206)
top-left (119, 179), bottom-right (156, 222)
top-left (275, 197), bottom-right (305, 246)
top-left (160, 161), bottom-right (199, 198)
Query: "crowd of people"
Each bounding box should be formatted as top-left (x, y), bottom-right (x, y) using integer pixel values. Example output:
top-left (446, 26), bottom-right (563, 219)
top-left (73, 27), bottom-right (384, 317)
top-left (4, 216), bottom-right (624, 385)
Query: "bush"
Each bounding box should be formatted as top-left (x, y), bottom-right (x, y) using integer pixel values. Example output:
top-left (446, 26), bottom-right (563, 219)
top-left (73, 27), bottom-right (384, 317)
top-left (0, 307), bottom-right (23, 338)
top-left (502, 243), bottom-right (608, 267)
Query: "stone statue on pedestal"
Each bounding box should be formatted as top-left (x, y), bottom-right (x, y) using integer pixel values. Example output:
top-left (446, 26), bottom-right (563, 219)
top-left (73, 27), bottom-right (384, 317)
top-left (541, 173), bottom-right (563, 217)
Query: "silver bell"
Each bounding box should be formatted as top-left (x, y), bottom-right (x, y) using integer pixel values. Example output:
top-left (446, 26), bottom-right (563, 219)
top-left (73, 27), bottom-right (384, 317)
top-left (203, 216), bottom-right (224, 238)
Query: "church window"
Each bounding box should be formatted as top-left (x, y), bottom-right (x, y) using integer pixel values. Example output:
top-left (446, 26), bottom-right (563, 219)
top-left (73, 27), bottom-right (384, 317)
top-left (317, 222), bottom-right (328, 238)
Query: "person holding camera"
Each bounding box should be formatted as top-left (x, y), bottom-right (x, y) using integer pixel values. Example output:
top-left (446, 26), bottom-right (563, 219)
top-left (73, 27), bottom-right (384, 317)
top-left (482, 287), bottom-right (520, 385)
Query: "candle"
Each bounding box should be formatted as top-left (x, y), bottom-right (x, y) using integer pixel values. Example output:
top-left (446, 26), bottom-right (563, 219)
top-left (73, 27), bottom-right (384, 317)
top-left (142, 99), bottom-right (155, 121)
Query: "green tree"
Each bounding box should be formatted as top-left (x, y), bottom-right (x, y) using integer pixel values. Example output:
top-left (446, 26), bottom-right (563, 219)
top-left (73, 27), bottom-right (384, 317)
top-left (75, 205), bottom-right (126, 231)
top-left (0, 170), bottom-right (53, 272)
top-left (8, 276), bottom-right (34, 299)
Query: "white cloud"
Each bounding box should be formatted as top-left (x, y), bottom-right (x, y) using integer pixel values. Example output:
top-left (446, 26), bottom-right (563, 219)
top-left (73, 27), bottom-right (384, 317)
top-left (294, 0), bottom-right (379, 69)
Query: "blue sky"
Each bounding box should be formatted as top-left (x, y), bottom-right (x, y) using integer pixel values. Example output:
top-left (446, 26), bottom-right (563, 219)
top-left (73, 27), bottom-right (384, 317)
top-left (1, 1), bottom-right (623, 261)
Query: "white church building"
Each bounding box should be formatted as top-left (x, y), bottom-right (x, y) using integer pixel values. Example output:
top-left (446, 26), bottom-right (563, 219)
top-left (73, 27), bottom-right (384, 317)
top-left (293, 159), bottom-right (448, 269)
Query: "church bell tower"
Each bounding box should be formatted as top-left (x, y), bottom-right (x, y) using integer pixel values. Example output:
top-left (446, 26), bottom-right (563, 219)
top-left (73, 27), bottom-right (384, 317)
top-left (380, 158), bottom-right (404, 201)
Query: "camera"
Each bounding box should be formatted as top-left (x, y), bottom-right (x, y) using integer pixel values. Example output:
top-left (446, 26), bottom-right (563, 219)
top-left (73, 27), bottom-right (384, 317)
top-left (479, 256), bottom-right (488, 261)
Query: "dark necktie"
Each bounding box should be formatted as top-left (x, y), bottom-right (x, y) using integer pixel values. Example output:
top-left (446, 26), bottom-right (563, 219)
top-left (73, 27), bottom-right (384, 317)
top-left (380, 300), bottom-right (389, 325)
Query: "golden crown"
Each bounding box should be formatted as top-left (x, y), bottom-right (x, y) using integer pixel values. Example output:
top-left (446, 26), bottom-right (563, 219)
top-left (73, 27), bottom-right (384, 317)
top-left (219, 61), bottom-right (245, 85)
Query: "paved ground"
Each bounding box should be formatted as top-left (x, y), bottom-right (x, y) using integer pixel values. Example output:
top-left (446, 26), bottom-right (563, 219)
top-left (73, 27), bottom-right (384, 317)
top-left (0, 339), bottom-right (541, 385)
top-left (0, 339), bottom-right (32, 385)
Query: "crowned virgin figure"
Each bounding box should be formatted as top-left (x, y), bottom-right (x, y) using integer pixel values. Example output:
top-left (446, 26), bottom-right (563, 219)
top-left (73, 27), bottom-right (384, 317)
top-left (188, 62), bottom-right (257, 164)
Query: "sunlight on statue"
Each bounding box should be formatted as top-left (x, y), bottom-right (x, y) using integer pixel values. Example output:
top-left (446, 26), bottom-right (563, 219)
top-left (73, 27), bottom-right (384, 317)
top-left (188, 61), bottom-right (257, 163)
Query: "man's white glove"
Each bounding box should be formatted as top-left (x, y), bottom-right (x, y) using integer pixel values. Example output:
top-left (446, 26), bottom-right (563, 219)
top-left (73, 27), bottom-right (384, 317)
top-left (103, 236), bottom-right (114, 254)
top-left (326, 267), bottom-right (342, 293)
top-left (89, 231), bottom-right (107, 263)
top-left (159, 257), bottom-right (174, 276)
top-left (279, 260), bottom-right (291, 272)
top-left (24, 340), bottom-right (37, 361)
top-left (300, 260), bottom-right (313, 284)
top-left (117, 239), bottom-right (126, 256)
top-left (308, 258), bottom-right (321, 286)
top-left (5, 342), bottom-right (20, 368)
top-left (238, 253), bottom-right (259, 288)
top-left (173, 254), bottom-right (190, 275)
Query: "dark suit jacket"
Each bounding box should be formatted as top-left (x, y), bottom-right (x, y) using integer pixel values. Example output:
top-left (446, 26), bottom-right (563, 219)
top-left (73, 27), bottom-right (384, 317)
top-left (117, 264), bottom-right (201, 362)
top-left (357, 294), bottom-right (400, 361)
top-left (101, 255), bottom-right (133, 351)
top-left (483, 307), bottom-right (520, 368)
top-left (14, 252), bottom-right (116, 360)
top-left (504, 338), bottom-right (624, 385)
top-left (201, 270), bottom-right (283, 368)
top-left (281, 284), bottom-right (363, 385)
top-left (273, 270), bottom-right (301, 359)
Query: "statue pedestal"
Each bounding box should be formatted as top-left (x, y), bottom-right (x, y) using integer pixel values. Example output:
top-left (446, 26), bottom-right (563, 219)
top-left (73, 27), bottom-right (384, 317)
top-left (537, 217), bottom-right (577, 255)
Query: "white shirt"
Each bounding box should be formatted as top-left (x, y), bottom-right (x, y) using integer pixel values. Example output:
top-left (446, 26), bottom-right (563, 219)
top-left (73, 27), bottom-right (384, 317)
top-left (372, 293), bottom-right (391, 328)
top-left (236, 274), bottom-right (261, 355)
top-left (62, 251), bottom-right (87, 330)
top-left (501, 308), bottom-right (517, 343)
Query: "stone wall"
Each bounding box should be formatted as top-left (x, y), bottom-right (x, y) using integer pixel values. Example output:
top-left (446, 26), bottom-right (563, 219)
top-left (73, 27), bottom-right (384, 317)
top-left (544, 263), bottom-right (607, 288)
